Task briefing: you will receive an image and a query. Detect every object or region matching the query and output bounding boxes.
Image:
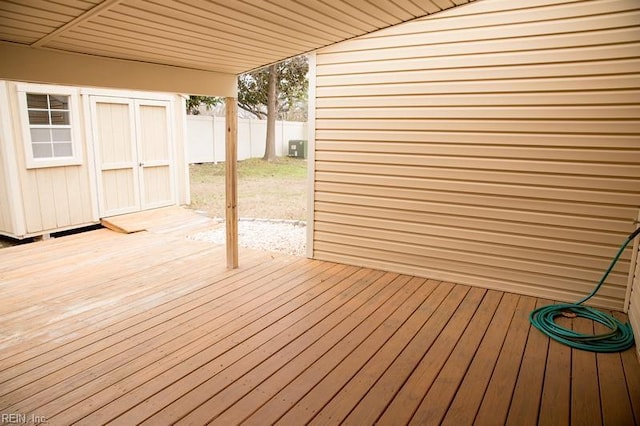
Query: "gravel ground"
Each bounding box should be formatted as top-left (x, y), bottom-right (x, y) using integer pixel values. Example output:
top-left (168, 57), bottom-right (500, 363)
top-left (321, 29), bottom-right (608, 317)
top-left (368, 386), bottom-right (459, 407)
top-left (189, 218), bottom-right (307, 257)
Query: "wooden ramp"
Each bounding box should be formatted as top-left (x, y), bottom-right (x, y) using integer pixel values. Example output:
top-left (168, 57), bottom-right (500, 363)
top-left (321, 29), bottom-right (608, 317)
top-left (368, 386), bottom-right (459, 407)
top-left (101, 206), bottom-right (218, 236)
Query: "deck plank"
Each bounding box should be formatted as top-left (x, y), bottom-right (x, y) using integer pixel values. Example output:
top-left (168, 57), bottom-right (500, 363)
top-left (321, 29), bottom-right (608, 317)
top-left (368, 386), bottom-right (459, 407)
top-left (241, 276), bottom-right (436, 425)
top-left (440, 292), bottom-right (520, 425)
top-left (0, 224), bottom-right (637, 425)
top-left (63, 266), bottom-right (376, 424)
top-left (408, 290), bottom-right (503, 425)
top-left (375, 287), bottom-right (487, 425)
top-left (45, 262), bottom-right (354, 424)
top-left (571, 316), bottom-right (602, 425)
top-left (276, 280), bottom-right (453, 425)
top-left (595, 312), bottom-right (634, 426)
top-left (309, 284), bottom-right (469, 425)
top-left (538, 305), bottom-right (572, 426)
top-left (3, 256), bottom-right (320, 415)
top-left (505, 298), bottom-right (552, 426)
top-left (209, 274), bottom-right (419, 425)
top-left (146, 269), bottom-right (393, 426)
top-left (473, 296), bottom-right (536, 426)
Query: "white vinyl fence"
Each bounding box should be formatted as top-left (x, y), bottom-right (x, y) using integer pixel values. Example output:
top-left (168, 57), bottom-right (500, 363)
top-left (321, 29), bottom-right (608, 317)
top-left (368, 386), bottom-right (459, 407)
top-left (187, 116), bottom-right (308, 163)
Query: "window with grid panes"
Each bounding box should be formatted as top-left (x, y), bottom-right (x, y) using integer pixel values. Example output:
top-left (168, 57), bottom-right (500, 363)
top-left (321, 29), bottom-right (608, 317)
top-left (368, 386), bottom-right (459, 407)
top-left (17, 84), bottom-right (82, 168)
top-left (26, 93), bottom-right (73, 159)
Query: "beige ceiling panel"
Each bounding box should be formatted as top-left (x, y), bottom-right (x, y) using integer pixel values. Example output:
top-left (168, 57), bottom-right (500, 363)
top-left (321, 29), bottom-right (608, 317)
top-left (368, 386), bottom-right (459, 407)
top-left (273, 0), bottom-right (378, 33)
top-left (92, 12), bottom-right (294, 57)
top-left (53, 32), bottom-right (257, 70)
top-left (339, 0), bottom-right (407, 25)
top-left (221, 0), bottom-right (360, 40)
top-left (368, 0), bottom-right (416, 21)
top-left (48, 38), bottom-right (247, 73)
top-left (0, 9), bottom-right (66, 28)
top-left (181, 0), bottom-right (338, 46)
top-left (0, 0), bottom-right (475, 76)
top-left (0, 0), bottom-right (94, 20)
top-left (0, 30), bottom-right (39, 44)
top-left (65, 22), bottom-right (277, 64)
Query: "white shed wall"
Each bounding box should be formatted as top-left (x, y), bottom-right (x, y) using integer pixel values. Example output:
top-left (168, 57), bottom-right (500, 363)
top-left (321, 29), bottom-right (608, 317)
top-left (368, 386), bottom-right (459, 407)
top-left (312, 0), bottom-right (640, 310)
top-left (0, 81), bottom-right (14, 235)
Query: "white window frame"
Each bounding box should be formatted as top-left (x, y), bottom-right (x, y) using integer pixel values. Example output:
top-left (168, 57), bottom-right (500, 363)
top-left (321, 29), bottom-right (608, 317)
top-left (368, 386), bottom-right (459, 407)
top-left (17, 83), bottom-right (83, 169)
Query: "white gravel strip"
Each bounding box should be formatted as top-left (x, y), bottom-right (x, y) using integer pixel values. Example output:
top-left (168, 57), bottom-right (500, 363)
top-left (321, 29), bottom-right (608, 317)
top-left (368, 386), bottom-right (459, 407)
top-left (188, 218), bottom-right (307, 257)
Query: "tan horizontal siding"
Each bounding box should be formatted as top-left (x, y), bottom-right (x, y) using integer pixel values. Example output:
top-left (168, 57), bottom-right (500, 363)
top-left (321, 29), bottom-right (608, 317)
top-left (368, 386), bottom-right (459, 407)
top-left (318, 24), bottom-right (640, 66)
top-left (312, 227), bottom-right (629, 293)
top-left (312, 0), bottom-right (640, 309)
top-left (317, 75), bottom-right (640, 97)
top-left (315, 182), bottom-right (636, 228)
top-left (316, 90), bottom-right (640, 108)
top-left (629, 240), bottom-right (640, 356)
top-left (313, 242), bottom-right (624, 309)
top-left (322, 8), bottom-right (640, 54)
top-left (317, 44), bottom-right (640, 75)
top-left (349, 0), bottom-right (639, 38)
top-left (316, 119), bottom-right (640, 134)
top-left (316, 60), bottom-right (640, 87)
top-left (315, 131), bottom-right (640, 148)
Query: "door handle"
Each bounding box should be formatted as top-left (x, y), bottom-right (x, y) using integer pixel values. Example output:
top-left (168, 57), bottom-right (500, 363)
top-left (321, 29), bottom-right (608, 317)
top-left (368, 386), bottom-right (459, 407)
top-left (139, 162), bottom-right (144, 167)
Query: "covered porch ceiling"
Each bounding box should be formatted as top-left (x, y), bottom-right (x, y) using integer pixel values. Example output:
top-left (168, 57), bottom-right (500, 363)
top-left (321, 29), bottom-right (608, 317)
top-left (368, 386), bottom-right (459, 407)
top-left (0, 0), bottom-right (475, 95)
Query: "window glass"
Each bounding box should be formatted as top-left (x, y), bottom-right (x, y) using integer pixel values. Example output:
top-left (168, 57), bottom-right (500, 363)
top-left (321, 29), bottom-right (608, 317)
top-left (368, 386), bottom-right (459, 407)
top-left (26, 94), bottom-right (48, 109)
top-left (50, 111), bottom-right (69, 125)
top-left (32, 143), bottom-right (53, 158)
top-left (52, 128), bottom-right (71, 141)
top-left (28, 110), bottom-right (50, 125)
top-left (26, 93), bottom-right (74, 160)
top-left (53, 143), bottom-right (73, 157)
top-left (30, 128), bottom-right (50, 142)
top-left (49, 95), bottom-right (68, 109)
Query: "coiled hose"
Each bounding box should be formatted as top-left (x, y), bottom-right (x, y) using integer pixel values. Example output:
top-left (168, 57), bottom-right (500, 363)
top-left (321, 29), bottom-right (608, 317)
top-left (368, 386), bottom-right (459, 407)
top-left (529, 227), bottom-right (640, 353)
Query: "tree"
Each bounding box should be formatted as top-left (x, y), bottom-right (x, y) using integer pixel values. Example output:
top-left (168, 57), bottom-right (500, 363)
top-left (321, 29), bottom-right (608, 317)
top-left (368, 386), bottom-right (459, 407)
top-left (185, 95), bottom-right (221, 115)
top-left (186, 55), bottom-right (308, 161)
top-left (264, 63), bottom-right (277, 161)
top-left (238, 55), bottom-right (308, 161)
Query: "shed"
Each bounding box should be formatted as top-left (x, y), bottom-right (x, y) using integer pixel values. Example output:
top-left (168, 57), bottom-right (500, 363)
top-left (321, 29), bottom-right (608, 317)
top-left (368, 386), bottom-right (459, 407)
top-left (0, 81), bottom-right (189, 239)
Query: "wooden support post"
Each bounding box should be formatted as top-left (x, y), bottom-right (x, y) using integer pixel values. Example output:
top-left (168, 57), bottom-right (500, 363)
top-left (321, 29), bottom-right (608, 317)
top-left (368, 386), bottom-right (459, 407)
top-left (225, 97), bottom-right (238, 269)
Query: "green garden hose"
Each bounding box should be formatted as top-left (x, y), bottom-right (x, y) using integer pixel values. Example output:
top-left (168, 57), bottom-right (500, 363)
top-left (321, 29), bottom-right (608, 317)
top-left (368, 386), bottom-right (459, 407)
top-left (529, 227), bottom-right (640, 353)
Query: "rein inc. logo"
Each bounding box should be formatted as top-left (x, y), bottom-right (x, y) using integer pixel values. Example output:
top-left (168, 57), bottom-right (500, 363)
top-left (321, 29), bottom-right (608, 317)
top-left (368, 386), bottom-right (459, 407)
top-left (1, 413), bottom-right (47, 424)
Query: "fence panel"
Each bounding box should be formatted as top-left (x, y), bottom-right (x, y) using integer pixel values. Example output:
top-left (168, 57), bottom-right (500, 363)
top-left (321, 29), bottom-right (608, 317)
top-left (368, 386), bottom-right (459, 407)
top-left (187, 116), bottom-right (307, 163)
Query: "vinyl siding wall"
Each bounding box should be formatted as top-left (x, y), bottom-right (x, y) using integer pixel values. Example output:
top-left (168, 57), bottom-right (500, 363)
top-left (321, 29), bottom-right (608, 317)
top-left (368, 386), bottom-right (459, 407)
top-left (312, 0), bottom-right (640, 310)
top-left (630, 234), bottom-right (640, 357)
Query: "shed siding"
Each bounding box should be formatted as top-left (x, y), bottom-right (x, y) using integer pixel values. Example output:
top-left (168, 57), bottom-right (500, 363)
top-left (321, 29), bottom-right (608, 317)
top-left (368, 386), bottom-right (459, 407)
top-left (0, 148), bottom-right (10, 233)
top-left (0, 82), bottom-right (13, 234)
top-left (5, 82), bottom-right (95, 235)
top-left (313, 0), bottom-right (640, 309)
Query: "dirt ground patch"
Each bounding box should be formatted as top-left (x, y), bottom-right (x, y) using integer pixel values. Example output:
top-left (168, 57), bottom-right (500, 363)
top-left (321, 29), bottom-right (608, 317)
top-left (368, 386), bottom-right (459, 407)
top-left (189, 157), bottom-right (308, 220)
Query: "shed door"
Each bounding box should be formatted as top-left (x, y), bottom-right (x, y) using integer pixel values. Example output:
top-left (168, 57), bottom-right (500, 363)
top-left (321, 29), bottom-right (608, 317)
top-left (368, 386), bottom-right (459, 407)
top-left (136, 100), bottom-right (174, 210)
top-left (91, 96), bottom-right (174, 217)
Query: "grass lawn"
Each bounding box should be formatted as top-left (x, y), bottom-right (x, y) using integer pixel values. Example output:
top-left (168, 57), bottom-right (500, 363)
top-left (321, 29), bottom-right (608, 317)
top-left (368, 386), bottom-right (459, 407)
top-left (189, 157), bottom-right (308, 221)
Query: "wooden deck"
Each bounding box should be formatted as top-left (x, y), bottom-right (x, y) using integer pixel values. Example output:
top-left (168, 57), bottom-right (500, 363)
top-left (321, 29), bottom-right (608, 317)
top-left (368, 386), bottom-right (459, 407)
top-left (0, 212), bottom-right (639, 425)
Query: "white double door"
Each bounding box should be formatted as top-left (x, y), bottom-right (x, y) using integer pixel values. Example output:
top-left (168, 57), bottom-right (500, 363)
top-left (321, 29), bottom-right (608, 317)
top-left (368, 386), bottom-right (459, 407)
top-left (91, 96), bottom-right (175, 217)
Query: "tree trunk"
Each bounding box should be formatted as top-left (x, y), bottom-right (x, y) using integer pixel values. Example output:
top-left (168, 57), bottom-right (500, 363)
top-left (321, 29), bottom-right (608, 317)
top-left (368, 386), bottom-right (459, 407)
top-left (263, 63), bottom-right (277, 161)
